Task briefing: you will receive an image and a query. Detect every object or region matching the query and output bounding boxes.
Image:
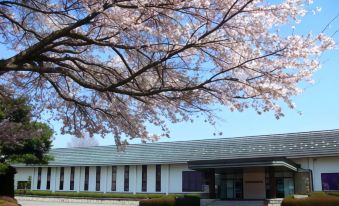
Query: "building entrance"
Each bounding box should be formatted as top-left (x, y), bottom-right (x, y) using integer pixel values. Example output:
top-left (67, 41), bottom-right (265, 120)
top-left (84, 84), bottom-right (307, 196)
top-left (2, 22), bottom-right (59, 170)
top-left (219, 172), bottom-right (243, 200)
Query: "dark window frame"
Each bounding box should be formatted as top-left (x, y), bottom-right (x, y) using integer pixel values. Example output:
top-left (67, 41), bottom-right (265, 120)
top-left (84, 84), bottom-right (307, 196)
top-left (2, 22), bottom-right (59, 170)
top-left (182, 171), bottom-right (205, 192)
top-left (96, 166), bottom-right (101, 191)
top-left (142, 165), bottom-right (147, 192)
top-left (59, 167), bottom-right (64, 190)
top-left (37, 167), bottom-right (42, 190)
top-left (84, 166), bottom-right (89, 191)
top-left (321, 173), bottom-right (339, 191)
top-left (70, 167), bottom-right (75, 191)
top-left (46, 167), bottom-right (51, 190)
top-left (124, 165), bottom-right (129, 192)
top-left (156, 165), bottom-right (161, 192)
top-left (112, 166), bottom-right (117, 191)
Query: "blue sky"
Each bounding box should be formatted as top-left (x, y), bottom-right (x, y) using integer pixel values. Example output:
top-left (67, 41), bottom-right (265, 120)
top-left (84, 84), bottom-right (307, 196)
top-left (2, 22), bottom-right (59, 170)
top-left (1, 1), bottom-right (338, 148)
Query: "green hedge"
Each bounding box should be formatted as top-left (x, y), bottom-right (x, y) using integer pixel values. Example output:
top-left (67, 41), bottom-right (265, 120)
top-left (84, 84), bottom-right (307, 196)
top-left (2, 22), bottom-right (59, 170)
top-left (15, 190), bottom-right (200, 200)
top-left (327, 192), bottom-right (339, 197)
top-left (15, 190), bottom-right (165, 199)
top-left (282, 193), bottom-right (339, 206)
top-left (139, 195), bottom-right (200, 206)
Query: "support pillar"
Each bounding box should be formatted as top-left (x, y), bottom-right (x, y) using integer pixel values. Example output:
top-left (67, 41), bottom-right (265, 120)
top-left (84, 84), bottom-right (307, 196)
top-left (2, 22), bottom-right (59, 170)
top-left (268, 167), bottom-right (276, 199)
top-left (208, 169), bottom-right (216, 199)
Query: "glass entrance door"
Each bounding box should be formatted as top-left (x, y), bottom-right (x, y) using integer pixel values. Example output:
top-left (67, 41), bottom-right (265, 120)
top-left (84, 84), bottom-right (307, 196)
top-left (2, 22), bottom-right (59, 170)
top-left (276, 177), bottom-right (294, 198)
top-left (220, 173), bottom-right (243, 200)
top-left (226, 180), bottom-right (234, 199)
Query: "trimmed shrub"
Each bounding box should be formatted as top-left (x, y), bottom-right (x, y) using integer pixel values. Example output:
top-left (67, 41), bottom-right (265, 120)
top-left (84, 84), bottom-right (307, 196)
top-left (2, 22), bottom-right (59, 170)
top-left (327, 192), bottom-right (339, 197)
top-left (176, 195), bottom-right (200, 206)
top-left (139, 195), bottom-right (200, 206)
top-left (282, 193), bottom-right (339, 206)
top-left (16, 190), bottom-right (167, 199)
top-left (15, 190), bottom-right (200, 200)
top-left (140, 196), bottom-right (176, 206)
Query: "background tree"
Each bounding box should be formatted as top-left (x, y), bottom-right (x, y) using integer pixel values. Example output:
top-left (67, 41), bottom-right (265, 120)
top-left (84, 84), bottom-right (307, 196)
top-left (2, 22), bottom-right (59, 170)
top-left (0, 96), bottom-right (53, 197)
top-left (0, 0), bottom-right (335, 145)
top-left (67, 133), bottom-right (99, 148)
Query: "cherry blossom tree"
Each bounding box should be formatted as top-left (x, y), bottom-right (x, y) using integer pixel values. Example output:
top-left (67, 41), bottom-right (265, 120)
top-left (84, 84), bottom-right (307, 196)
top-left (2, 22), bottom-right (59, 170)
top-left (0, 0), bottom-right (335, 145)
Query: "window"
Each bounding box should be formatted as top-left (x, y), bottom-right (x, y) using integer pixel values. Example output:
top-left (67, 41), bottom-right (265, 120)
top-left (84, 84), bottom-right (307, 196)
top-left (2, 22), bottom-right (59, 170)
top-left (96, 166), bottom-right (101, 191)
top-left (142, 165), bottom-right (147, 192)
top-left (46, 167), bottom-right (51, 190)
top-left (59, 167), bottom-right (64, 190)
top-left (17, 181), bottom-right (31, 190)
top-left (182, 171), bottom-right (204, 192)
top-left (124, 165), bottom-right (129, 192)
top-left (322, 173), bottom-right (339, 191)
top-left (156, 165), bottom-right (161, 192)
top-left (70, 167), bottom-right (75, 190)
top-left (84, 166), bottom-right (89, 191)
top-left (265, 169), bottom-right (294, 198)
top-left (37, 168), bottom-right (42, 190)
top-left (112, 166), bottom-right (117, 191)
top-left (220, 172), bottom-right (243, 200)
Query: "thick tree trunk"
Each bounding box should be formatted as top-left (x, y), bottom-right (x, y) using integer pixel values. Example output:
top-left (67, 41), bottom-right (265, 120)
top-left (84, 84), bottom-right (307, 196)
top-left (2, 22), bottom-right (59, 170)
top-left (0, 166), bottom-right (17, 197)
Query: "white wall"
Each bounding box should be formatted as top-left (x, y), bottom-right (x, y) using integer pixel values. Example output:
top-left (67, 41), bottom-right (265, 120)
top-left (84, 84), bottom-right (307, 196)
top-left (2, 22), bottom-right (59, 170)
top-left (15, 163), bottom-right (193, 194)
top-left (129, 165), bottom-right (136, 193)
top-left (64, 167), bottom-right (71, 191)
top-left (161, 164), bottom-right (169, 194)
top-left (89, 166), bottom-right (96, 191)
top-left (147, 165), bottom-right (156, 193)
top-left (79, 166), bottom-right (85, 192)
top-left (74, 167), bottom-right (81, 192)
top-left (116, 166), bottom-right (125, 192)
top-left (243, 167), bottom-right (266, 199)
top-left (51, 167), bottom-right (57, 192)
top-left (14, 167), bottom-right (34, 189)
top-left (168, 164), bottom-right (190, 193)
top-left (293, 156), bottom-right (339, 191)
top-left (136, 165), bottom-right (142, 193)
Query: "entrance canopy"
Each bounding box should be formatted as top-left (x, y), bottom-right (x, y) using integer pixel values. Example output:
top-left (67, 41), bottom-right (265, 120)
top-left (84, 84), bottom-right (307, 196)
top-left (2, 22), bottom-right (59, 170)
top-left (188, 157), bottom-right (299, 171)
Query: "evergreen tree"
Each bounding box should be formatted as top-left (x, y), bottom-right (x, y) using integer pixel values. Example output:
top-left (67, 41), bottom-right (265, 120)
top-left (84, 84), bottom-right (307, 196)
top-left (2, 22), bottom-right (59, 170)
top-left (0, 96), bottom-right (53, 197)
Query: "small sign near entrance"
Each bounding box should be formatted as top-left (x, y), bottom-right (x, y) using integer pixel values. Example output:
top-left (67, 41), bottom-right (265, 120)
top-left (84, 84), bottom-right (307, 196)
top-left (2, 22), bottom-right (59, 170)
top-left (245, 180), bottom-right (263, 184)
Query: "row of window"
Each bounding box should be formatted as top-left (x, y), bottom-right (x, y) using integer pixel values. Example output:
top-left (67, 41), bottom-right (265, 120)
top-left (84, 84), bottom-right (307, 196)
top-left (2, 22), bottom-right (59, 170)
top-left (36, 165), bottom-right (162, 192)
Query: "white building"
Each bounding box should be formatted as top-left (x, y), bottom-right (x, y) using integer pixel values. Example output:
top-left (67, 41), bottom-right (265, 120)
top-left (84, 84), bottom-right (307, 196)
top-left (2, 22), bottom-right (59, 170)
top-left (14, 130), bottom-right (339, 200)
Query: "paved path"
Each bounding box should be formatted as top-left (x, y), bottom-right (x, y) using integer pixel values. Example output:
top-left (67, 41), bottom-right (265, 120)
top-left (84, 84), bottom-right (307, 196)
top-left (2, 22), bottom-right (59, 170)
top-left (19, 200), bottom-right (112, 206)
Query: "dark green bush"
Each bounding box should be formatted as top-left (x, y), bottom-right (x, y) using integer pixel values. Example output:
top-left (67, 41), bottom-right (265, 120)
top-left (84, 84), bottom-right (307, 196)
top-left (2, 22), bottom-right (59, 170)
top-left (0, 167), bottom-right (16, 198)
top-left (139, 195), bottom-right (200, 206)
top-left (140, 196), bottom-right (176, 206)
top-left (176, 195), bottom-right (200, 206)
top-left (282, 193), bottom-right (339, 206)
top-left (16, 190), bottom-right (200, 201)
top-left (327, 192), bottom-right (339, 197)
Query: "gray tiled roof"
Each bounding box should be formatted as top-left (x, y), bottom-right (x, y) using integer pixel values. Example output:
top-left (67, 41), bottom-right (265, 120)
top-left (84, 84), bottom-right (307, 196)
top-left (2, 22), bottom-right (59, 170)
top-left (27, 129), bottom-right (339, 166)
